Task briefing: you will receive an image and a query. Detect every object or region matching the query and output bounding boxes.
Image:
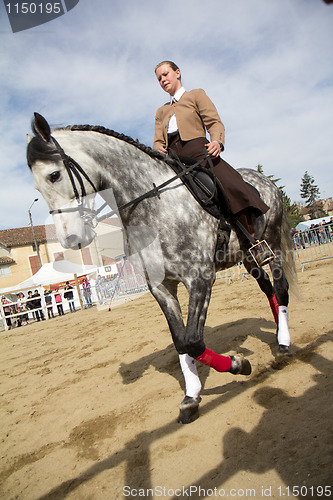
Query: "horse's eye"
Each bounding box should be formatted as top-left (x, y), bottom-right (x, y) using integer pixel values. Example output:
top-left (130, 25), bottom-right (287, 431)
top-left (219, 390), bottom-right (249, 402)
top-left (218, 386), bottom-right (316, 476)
top-left (49, 171), bottom-right (61, 183)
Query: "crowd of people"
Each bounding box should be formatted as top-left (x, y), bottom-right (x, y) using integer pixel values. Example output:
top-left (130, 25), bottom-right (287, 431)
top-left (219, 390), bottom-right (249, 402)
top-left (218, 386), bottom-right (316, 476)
top-left (2, 215), bottom-right (332, 329)
top-left (292, 218), bottom-right (333, 249)
top-left (1, 277), bottom-right (94, 330)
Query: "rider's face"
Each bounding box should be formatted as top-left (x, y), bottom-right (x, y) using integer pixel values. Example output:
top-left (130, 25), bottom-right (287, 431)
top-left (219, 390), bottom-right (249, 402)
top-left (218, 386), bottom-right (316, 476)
top-left (155, 63), bottom-right (182, 96)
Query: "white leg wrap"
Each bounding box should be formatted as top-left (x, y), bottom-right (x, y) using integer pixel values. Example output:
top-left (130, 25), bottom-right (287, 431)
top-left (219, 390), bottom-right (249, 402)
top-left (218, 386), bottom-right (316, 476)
top-left (277, 306), bottom-right (290, 346)
top-left (179, 354), bottom-right (202, 399)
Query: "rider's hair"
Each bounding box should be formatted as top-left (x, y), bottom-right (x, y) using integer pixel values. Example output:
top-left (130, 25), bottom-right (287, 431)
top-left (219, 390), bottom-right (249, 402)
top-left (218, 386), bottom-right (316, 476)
top-left (155, 61), bottom-right (180, 75)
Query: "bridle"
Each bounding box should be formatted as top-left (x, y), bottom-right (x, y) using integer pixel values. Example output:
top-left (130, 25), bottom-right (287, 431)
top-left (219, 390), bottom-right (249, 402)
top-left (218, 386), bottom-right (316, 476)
top-left (48, 135), bottom-right (216, 228)
top-left (49, 136), bottom-right (104, 227)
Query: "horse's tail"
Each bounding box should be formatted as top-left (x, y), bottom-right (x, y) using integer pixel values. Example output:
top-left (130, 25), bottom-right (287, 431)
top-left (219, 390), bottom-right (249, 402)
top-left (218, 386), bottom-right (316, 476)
top-left (280, 210), bottom-right (298, 295)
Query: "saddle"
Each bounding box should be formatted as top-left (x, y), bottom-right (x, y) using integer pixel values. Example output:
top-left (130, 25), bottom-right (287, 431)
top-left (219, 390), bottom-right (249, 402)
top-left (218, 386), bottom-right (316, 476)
top-left (166, 154), bottom-right (230, 220)
top-left (166, 154), bottom-right (232, 250)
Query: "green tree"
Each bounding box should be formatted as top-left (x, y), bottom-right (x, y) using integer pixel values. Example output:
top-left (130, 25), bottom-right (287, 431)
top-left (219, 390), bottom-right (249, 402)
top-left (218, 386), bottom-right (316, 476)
top-left (256, 164), bottom-right (282, 185)
top-left (256, 165), bottom-right (304, 227)
top-left (281, 190), bottom-right (304, 227)
top-left (300, 171), bottom-right (327, 219)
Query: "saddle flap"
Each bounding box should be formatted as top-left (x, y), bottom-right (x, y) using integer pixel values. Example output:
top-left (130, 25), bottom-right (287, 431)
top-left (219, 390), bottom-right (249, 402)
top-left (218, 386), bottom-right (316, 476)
top-left (166, 156), bottom-right (231, 220)
top-left (190, 167), bottom-right (231, 218)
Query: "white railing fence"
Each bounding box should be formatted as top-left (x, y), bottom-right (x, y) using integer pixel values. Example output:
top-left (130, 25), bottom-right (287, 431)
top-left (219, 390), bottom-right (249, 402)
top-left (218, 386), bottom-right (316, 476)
top-left (2, 225), bottom-right (333, 330)
top-left (292, 222), bottom-right (333, 271)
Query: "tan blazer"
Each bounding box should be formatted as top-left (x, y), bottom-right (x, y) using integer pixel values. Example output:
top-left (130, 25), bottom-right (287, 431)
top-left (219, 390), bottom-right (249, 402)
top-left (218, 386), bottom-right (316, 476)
top-left (153, 88), bottom-right (225, 151)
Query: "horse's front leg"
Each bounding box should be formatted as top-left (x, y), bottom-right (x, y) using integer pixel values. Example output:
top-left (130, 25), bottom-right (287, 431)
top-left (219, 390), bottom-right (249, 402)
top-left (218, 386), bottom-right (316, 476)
top-left (184, 275), bottom-right (252, 379)
top-left (149, 280), bottom-right (202, 424)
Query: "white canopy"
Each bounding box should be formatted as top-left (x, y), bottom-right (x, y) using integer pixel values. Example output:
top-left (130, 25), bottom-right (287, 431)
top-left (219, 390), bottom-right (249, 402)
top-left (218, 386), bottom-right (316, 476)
top-left (0, 261), bottom-right (96, 294)
top-left (295, 216), bottom-right (331, 232)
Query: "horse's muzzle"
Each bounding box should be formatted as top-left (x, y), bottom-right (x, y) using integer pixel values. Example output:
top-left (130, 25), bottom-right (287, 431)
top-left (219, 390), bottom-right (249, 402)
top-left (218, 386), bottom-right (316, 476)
top-left (63, 234), bottom-right (83, 249)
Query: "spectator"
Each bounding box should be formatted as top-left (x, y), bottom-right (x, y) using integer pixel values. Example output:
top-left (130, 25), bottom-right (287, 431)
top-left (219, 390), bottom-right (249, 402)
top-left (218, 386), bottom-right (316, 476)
top-left (54, 288), bottom-right (65, 316)
top-left (16, 292), bottom-right (29, 326)
top-left (82, 278), bottom-right (93, 308)
top-left (44, 290), bottom-right (54, 319)
top-left (322, 219), bottom-right (332, 242)
top-left (2, 296), bottom-right (13, 329)
top-left (26, 291), bottom-right (35, 320)
top-left (33, 289), bottom-right (45, 321)
top-left (64, 281), bottom-right (76, 312)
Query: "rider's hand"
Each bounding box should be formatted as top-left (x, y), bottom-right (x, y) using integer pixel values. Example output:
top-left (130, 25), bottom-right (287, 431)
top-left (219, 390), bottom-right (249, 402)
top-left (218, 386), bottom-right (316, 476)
top-left (205, 141), bottom-right (222, 158)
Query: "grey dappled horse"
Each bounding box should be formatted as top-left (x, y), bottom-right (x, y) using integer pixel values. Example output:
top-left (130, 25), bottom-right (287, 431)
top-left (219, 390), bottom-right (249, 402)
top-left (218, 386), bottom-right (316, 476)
top-left (27, 113), bottom-right (296, 423)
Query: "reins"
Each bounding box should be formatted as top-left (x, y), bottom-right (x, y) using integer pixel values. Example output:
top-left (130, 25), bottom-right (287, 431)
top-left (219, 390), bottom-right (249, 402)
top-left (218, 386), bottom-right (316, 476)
top-left (48, 135), bottom-right (216, 224)
top-left (47, 134), bottom-right (264, 257)
top-left (95, 150), bottom-right (217, 221)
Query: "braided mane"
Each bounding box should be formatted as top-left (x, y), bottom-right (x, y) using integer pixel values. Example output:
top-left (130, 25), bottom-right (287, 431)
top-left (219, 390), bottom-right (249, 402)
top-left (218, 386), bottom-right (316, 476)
top-left (64, 124), bottom-right (166, 162)
top-left (27, 120), bottom-right (194, 170)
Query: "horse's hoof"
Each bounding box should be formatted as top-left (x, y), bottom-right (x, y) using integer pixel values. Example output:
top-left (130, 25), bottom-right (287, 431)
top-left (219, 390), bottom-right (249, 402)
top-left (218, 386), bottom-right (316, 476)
top-left (178, 396), bottom-right (201, 424)
top-left (229, 355), bottom-right (252, 375)
top-left (277, 345), bottom-right (292, 356)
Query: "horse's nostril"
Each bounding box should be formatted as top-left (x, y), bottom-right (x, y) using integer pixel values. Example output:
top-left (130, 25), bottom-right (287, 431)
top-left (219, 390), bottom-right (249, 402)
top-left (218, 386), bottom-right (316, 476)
top-left (65, 234), bottom-right (80, 248)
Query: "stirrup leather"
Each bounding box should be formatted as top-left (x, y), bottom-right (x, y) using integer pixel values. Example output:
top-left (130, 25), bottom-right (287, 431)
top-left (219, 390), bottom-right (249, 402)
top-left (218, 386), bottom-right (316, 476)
top-left (249, 240), bottom-right (275, 267)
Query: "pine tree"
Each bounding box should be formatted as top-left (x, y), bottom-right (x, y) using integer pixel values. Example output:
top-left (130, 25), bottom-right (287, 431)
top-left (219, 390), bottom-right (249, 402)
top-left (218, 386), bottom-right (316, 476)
top-left (300, 171), bottom-right (319, 205)
top-left (300, 171), bottom-right (326, 219)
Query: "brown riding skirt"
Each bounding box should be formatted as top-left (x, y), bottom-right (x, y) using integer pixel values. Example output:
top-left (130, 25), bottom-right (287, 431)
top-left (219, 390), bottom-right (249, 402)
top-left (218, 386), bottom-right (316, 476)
top-left (167, 134), bottom-right (269, 216)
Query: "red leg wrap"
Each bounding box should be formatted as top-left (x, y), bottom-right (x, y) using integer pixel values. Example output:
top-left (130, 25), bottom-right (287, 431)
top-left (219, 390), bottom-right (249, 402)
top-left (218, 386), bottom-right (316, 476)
top-left (268, 295), bottom-right (279, 325)
top-left (196, 348), bottom-right (232, 372)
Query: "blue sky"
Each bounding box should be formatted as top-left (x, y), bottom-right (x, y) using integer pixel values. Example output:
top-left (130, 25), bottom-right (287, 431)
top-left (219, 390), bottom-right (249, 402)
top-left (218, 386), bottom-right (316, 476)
top-left (1, 0), bottom-right (333, 229)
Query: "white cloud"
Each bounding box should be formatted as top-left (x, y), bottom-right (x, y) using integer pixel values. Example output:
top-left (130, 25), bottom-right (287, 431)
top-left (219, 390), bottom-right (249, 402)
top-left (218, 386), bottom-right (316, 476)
top-left (0, 0), bottom-right (332, 229)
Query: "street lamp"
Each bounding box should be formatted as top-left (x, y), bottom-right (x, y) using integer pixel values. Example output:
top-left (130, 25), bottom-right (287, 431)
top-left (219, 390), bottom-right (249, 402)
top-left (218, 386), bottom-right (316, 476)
top-left (28, 198), bottom-right (42, 268)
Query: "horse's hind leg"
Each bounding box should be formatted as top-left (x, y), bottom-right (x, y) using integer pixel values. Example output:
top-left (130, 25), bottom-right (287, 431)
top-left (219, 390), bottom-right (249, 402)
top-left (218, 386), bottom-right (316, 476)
top-left (270, 259), bottom-right (291, 355)
top-left (243, 258), bottom-right (279, 323)
top-left (243, 257), bottom-right (290, 355)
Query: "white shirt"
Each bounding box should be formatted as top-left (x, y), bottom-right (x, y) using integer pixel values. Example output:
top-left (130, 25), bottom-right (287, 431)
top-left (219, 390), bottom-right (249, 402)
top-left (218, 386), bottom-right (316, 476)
top-left (167, 86), bottom-right (186, 134)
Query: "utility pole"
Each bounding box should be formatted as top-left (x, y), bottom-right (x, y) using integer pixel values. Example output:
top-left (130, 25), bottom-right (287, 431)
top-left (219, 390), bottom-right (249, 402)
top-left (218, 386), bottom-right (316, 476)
top-left (28, 198), bottom-right (42, 268)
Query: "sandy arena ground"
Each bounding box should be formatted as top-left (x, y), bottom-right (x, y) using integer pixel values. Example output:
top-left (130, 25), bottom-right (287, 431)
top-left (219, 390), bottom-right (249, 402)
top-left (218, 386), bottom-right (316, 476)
top-left (0, 259), bottom-right (332, 500)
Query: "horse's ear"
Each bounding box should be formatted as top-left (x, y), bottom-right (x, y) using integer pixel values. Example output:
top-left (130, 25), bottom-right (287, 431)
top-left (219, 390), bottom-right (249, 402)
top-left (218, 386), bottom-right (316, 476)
top-left (33, 112), bottom-right (51, 142)
top-left (26, 134), bottom-right (33, 144)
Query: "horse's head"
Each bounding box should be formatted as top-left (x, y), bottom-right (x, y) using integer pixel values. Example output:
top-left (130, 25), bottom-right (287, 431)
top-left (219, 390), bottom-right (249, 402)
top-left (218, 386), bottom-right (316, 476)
top-left (27, 113), bottom-right (97, 250)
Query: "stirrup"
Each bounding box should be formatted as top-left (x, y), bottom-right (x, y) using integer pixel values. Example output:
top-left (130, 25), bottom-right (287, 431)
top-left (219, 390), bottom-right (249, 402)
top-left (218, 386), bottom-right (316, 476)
top-left (249, 240), bottom-right (275, 267)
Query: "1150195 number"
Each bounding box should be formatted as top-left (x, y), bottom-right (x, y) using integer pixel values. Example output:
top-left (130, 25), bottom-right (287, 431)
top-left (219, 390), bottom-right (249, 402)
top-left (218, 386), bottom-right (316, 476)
top-left (277, 486), bottom-right (332, 497)
top-left (6, 3), bottom-right (62, 14)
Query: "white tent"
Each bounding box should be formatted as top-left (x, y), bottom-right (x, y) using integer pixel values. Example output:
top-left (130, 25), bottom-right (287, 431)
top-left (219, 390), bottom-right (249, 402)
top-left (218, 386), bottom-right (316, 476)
top-left (296, 216), bottom-right (331, 232)
top-left (0, 261), bottom-right (96, 294)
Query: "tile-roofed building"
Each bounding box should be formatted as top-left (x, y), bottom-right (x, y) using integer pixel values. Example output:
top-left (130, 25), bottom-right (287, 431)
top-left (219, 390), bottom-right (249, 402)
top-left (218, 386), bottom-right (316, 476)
top-left (297, 197), bottom-right (333, 220)
top-left (0, 224), bottom-right (57, 247)
top-left (0, 224), bottom-right (59, 288)
top-left (323, 198), bottom-right (333, 216)
top-left (0, 218), bottom-right (124, 290)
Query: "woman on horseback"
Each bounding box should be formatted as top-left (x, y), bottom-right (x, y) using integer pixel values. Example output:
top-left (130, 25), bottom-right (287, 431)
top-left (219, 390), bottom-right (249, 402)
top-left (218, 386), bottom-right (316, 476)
top-left (153, 60), bottom-right (270, 255)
